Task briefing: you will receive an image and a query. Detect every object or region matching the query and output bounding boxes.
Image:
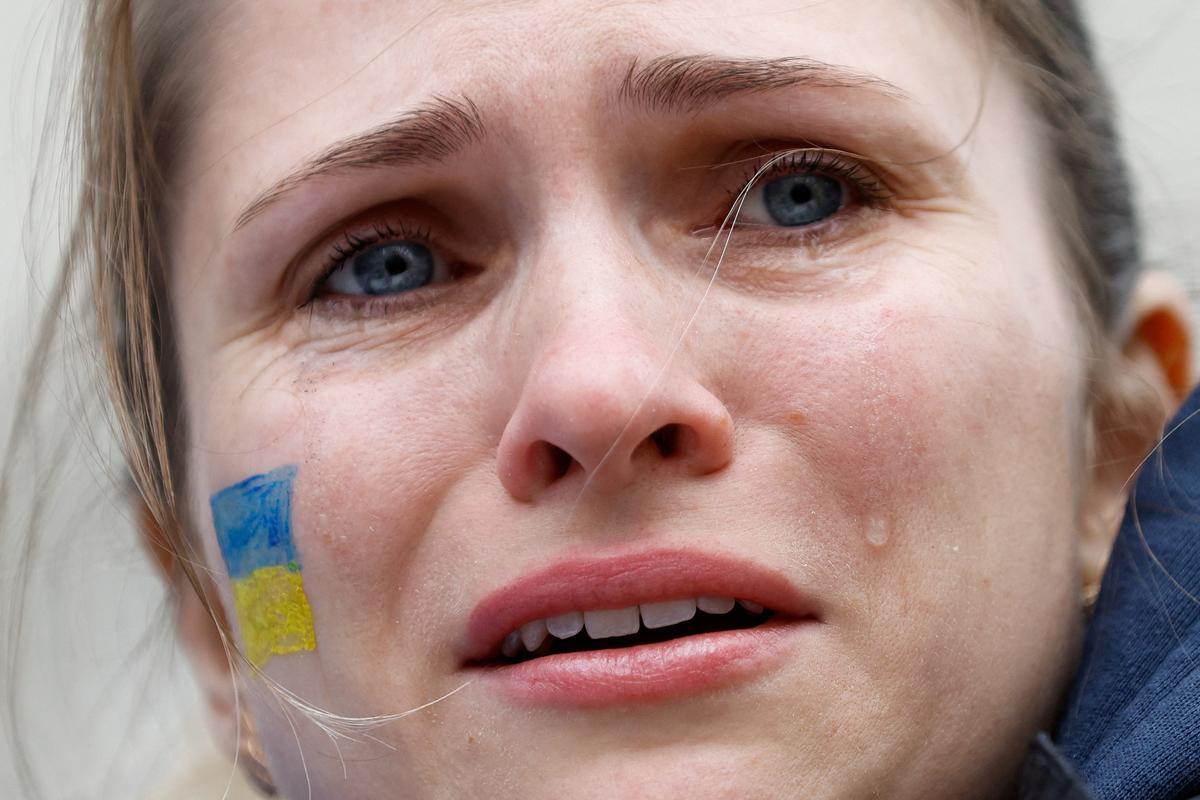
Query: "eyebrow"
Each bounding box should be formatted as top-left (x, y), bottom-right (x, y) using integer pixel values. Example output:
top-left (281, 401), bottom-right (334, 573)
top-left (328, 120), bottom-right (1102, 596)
top-left (233, 95), bottom-right (485, 230)
top-left (232, 55), bottom-right (906, 232)
top-left (616, 54), bottom-right (909, 113)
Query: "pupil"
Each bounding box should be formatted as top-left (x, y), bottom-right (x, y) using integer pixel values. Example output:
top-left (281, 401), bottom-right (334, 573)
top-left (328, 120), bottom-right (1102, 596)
top-left (384, 252), bottom-right (408, 276)
top-left (790, 184), bottom-right (813, 205)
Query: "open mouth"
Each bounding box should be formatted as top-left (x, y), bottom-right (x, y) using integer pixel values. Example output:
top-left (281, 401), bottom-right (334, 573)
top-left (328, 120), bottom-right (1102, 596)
top-left (460, 550), bottom-right (819, 706)
top-left (470, 598), bottom-right (781, 666)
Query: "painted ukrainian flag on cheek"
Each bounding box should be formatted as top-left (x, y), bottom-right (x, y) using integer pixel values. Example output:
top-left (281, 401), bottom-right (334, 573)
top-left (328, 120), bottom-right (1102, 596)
top-left (210, 465), bottom-right (317, 668)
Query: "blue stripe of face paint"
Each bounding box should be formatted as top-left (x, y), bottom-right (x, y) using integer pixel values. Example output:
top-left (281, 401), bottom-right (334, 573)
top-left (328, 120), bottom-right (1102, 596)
top-left (210, 465), bottom-right (300, 579)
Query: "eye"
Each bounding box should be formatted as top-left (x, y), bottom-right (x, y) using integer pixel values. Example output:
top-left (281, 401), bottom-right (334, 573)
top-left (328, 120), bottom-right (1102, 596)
top-left (756, 174), bottom-right (843, 227)
top-left (738, 171), bottom-right (846, 229)
top-left (313, 223), bottom-right (456, 301)
top-left (728, 150), bottom-right (884, 230)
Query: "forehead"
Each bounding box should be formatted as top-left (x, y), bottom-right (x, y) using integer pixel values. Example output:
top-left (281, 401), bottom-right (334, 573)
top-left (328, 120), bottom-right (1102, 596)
top-left (181, 0), bottom-right (983, 223)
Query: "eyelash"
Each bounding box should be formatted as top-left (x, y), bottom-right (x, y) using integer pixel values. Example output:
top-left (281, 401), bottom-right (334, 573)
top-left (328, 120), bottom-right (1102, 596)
top-left (301, 148), bottom-right (889, 312)
top-left (302, 220), bottom-right (441, 310)
top-left (725, 148), bottom-right (890, 216)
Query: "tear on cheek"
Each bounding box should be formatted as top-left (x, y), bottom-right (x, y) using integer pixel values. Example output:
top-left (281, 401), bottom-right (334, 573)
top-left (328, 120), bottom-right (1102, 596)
top-left (837, 310), bottom-right (1040, 518)
top-left (807, 324), bottom-right (972, 526)
top-left (210, 465), bottom-right (318, 668)
top-left (850, 368), bottom-right (937, 502)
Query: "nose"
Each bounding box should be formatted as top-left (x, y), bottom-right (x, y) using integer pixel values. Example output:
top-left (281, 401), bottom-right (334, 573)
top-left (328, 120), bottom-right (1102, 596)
top-left (496, 331), bottom-right (735, 502)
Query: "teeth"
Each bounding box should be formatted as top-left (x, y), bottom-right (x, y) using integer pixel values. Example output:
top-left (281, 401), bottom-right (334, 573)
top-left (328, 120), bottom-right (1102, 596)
top-left (546, 610), bottom-right (584, 639)
top-left (501, 629), bottom-right (522, 658)
top-left (639, 598), bottom-right (697, 629)
top-left (499, 596), bottom-right (770, 656)
top-left (583, 606), bottom-right (641, 639)
top-left (697, 596), bottom-right (736, 614)
top-left (520, 618), bottom-right (548, 651)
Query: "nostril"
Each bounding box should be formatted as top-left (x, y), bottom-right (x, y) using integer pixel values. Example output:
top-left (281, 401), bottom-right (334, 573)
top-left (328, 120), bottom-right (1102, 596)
top-left (531, 442), bottom-right (574, 482)
top-left (549, 444), bottom-right (573, 478)
top-left (650, 424), bottom-right (680, 458)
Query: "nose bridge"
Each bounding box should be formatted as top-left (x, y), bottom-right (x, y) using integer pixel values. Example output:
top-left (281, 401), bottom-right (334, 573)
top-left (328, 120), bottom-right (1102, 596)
top-left (501, 184), bottom-right (678, 377)
top-left (523, 170), bottom-right (687, 342)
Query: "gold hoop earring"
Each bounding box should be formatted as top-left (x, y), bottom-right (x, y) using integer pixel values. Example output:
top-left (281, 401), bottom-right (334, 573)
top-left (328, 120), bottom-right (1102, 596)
top-left (238, 708), bottom-right (278, 797)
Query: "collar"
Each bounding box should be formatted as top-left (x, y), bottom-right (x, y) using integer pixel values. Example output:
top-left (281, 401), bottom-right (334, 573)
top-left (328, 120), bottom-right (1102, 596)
top-left (1018, 733), bottom-right (1096, 800)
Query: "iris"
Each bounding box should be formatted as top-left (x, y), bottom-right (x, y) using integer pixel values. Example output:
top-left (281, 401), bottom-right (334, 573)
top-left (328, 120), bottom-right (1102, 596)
top-left (761, 174), bottom-right (843, 227)
top-left (351, 241), bottom-right (435, 295)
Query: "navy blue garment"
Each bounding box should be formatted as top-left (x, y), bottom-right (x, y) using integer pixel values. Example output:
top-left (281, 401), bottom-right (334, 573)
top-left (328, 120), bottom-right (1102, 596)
top-left (1019, 733), bottom-right (1095, 799)
top-left (1051, 385), bottom-right (1200, 799)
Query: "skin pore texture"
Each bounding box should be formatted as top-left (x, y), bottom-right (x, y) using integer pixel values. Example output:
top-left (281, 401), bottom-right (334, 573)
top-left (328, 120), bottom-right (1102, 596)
top-left (162, 1), bottom-right (1190, 798)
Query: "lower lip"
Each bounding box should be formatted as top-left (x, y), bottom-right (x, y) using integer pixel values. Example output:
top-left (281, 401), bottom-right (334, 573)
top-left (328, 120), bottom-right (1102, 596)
top-left (465, 616), bottom-right (817, 709)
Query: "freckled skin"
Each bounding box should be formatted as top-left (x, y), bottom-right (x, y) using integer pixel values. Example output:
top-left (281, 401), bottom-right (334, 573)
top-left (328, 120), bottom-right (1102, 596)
top-left (172, 1), bottom-right (1093, 798)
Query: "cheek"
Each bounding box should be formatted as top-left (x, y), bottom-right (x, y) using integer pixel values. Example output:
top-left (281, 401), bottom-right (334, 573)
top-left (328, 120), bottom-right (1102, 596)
top-left (292, 379), bottom-right (473, 560)
top-left (712, 275), bottom-right (1085, 759)
top-left (187, 343), bottom-right (492, 670)
top-left (711, 262), bottom-right (1084, 618)
top-left (810, 306), bottom-right (947, 513)
top-left (187, 349), bottom-right (309, 457)
top-left (283, 355), bottom-right (491, 600)
top-left (736, 300), bottom-right (1058, 519)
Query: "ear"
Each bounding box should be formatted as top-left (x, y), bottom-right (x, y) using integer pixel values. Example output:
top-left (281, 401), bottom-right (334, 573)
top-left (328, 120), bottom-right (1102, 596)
top-left (136, 497), bottom-right (242, 759)
top-left (1124, 270), bottom-right (1194, 406)
top-left (1078, 270), bottom-right (1195, 592)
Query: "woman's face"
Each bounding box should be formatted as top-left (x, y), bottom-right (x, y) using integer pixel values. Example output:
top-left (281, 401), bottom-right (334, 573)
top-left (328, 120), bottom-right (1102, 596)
top-left (171, 1), bottom-right (1094, 797)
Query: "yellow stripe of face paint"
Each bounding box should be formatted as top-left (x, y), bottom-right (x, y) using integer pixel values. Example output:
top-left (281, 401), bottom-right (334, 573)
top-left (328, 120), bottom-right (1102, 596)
top-left (232, 563), bottom-right (317, 668)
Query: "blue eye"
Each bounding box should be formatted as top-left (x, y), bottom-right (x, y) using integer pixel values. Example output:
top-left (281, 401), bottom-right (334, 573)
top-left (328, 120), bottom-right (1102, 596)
top-left (323, 239), bottom-right (438, 297)
top-left (758, 173), bottom-right (844, 227)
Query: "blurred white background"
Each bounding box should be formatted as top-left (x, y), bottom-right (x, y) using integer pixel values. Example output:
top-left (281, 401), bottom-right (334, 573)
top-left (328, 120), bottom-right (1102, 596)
top-left (1, 2), bottom-right (1199, 798)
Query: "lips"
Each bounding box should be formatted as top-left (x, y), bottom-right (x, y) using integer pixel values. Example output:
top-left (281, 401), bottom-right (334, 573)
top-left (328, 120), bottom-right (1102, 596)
top-left (458, 548), bottom-right (819, 664)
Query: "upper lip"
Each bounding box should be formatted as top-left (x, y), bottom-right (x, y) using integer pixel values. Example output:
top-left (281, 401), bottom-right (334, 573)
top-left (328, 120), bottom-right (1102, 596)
top-left (458, 547), bottom-right (819, 664)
